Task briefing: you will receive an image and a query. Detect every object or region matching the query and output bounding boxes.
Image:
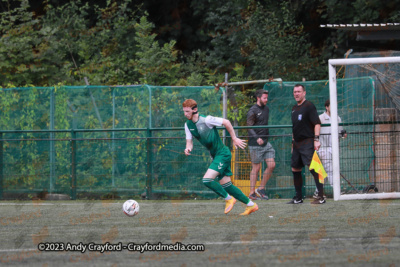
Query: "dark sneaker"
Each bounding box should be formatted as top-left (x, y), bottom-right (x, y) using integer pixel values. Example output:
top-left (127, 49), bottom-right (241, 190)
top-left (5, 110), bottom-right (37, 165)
top-left (311, 196), bottom-right (326, 204)
top-left (249, 193), bottom-right (260, 200)
top-left (287, 196), bottom-right (303, 204)
top-left (313, 190), bottom-right (326, 200)
top-left (255, 188), bottom-right (269, 200)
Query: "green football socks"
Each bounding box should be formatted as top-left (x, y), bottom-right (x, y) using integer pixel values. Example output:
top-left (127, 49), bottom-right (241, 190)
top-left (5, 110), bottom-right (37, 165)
top-left (203, 178), bottom-right (228, 198)
top-left (222, 181), bottom-right (250, 204)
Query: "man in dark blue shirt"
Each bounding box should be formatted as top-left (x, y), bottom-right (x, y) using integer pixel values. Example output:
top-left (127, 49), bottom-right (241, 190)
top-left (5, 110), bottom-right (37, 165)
top-left (246, 89), bottom-right (276, 200)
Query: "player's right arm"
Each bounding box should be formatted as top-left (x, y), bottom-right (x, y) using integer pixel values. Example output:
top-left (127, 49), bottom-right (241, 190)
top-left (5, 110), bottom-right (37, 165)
top-left (247, 107), bottom-right (264, 146)
top-left (222, 119), bottom-right (247, 149)
top-left (184, 123), bottom-right (193, 156)
top-left (246, 107), bottom-right (257, 136)
top-left (185, 139), bottom-right (193, 156)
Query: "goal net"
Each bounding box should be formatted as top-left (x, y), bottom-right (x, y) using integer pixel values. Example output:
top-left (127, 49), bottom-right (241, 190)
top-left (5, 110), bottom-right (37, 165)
top-left (329, 55), bottom-right (400, 200)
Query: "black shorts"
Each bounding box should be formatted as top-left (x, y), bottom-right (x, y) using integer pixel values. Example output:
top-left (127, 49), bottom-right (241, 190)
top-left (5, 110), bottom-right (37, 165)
top-left (291, 138), bottom-right (314, 169)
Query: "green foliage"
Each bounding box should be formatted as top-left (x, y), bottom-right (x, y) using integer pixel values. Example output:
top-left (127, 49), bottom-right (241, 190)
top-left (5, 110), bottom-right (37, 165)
top-left (247, 1), bottom-right (325, 80)
top-left (41, 0), bottom-right (141, 85)
top-left (181, 50), bottom-right (223, 86)
top-left (2, 0), bottom-right (400, 88)
top-left (191, 0), bottom-right (250, 71)
top-left (133, 16), bottom-right (181, 85)
top-left (0, 0), bottom-right (54, 87)
top-left (196, 0), bottom-right (325, 81)
top-left (0, 0), bottom-right (157, 87)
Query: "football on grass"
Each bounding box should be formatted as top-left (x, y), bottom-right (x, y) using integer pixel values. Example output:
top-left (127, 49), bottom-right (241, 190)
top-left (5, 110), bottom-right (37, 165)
top-left (122, 199), bottom-right (140, 217)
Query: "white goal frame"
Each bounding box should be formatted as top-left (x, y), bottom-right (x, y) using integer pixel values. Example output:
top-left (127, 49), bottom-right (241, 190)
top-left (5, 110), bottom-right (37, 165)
top-left (329, 56), bottom-right (400, 201)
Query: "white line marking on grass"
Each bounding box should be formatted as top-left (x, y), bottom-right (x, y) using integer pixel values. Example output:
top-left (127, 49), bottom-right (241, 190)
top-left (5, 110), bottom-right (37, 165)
top-left (0, 202), bottom-right (224, 206)
top-left (0, 201), bottom-right (399, 206)
top-left (203, 237), bottom-right (383, 246)
top-left (0, 248), bottom-right (37, 253)
top-left (0, 237), bottom-right (385, 253)
top-left (0, 203), bottom-right (55, 206)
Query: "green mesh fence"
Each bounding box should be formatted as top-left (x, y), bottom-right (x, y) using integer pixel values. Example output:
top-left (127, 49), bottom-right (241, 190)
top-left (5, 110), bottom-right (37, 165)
top-left (262, 77), bottom-right (381, 197)
top-left (0, 78), bottom-right (396, 200)
top-left (0, 85), bottom-right (222, 200)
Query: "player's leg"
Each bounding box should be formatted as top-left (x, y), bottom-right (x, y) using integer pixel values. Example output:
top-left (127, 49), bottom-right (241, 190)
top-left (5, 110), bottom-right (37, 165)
top-left (249, 162), bottom-right (261, 200)
top-left (255, 158), bottom-right (275, 200)
top-left (313, 150), bottom-right (325, 198)
top-left (249, 146), bottom-right (261, 200)
top-left (288, 142), bottom-right (304, 204)
top-left (202, 169), bottom-right (229, 199)
top-left (212, 149), bottom-right (257, 215)
top-left (203, 170), bottom-right (237, 214)
top-left (309, 169), bottom-right (324, 196)
top-left (302, 151), bottom-right (325, 204)
top-left (219, 175), bottom-right (251, 205)
top-left (261, 158), bottom-right (276, 189)
top-left (205, 156), bottom-right (240, 214)
top-left (220, 176), bottom-right (258, 215)
top-left (289, 167), bottom-right (304, 204)
top-left (256, 143), bottom-right (276, 200)
top-left (314, 150), bottom-right (330, 200)
top-left (300, 143), bottom-right (325, 204)
top-left (321, 151), bottom-right (333, 186)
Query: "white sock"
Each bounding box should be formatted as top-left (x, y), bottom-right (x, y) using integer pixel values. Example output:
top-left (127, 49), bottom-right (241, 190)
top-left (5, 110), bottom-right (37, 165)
top-left (225, 195), bottom-right (232, 201)
top-left (247, 200), bottom-right (254, 206)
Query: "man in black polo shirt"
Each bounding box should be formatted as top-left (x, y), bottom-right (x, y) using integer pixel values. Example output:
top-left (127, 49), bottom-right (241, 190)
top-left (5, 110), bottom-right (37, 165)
top-left (246, 89), bottom-right (276, 200)
top-left (288, 84), bottom-right (325, 204)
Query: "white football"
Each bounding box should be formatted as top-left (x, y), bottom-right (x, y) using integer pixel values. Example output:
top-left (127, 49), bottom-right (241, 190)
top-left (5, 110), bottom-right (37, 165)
top-left (122, 199), bottom-right (140, 217)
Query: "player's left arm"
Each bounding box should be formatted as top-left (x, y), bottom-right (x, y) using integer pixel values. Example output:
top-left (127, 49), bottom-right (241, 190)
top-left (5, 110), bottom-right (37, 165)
top-left (310, 104), bottom-right (321, 151)
top-left (222, 119), bottom-right (247, 149)
top-left (260, 108), bottom-right (270, 145)
top-left (338, 117), bottom-right (347, 138)
top-left (314, 124), bottom-right (321, 151)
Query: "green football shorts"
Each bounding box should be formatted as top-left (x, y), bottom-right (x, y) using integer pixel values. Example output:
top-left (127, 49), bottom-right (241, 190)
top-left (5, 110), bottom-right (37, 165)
top-left (208, 147), bottom-right (233, 180)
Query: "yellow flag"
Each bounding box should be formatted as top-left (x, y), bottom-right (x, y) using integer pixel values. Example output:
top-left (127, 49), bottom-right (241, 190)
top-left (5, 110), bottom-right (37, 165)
top-left (309, 151), bottom-right (327, 184)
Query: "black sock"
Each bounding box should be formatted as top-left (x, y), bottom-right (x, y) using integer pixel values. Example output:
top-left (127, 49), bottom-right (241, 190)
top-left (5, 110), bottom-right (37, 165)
top-left (293, 171), bottom-right (303, 199)
top-left (310, 170), bottom-right (324, 197)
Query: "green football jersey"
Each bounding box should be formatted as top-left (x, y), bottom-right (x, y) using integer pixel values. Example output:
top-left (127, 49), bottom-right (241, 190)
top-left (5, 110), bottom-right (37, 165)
top-left (185, 115), bottom-right (227, 157)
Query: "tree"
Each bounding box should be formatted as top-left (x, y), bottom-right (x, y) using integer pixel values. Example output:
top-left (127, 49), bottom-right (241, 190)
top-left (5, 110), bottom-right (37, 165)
top-left (191, 0), bottom-right (325, 81)
top-left (133, 15), bottom-right (181, 85)
top-left (0, 0), bottom-right (58, 87)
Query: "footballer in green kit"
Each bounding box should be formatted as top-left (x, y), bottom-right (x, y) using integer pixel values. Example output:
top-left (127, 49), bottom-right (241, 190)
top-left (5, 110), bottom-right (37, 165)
top-left (182, 99), bottom-right (258, 215)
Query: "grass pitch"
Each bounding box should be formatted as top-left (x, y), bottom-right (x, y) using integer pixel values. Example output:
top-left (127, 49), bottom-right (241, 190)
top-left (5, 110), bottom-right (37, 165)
top-left (0, 198), bottom-right (399, 266)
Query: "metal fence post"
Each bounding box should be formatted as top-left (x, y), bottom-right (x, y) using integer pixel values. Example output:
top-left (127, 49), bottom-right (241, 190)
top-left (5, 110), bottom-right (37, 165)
top-left (146, 128), bottom-right (153, 200)
top-left (49, 88), bottom-right (55, 193)
top-left (0, 133), bottom-right (3, 200)
top-left (302, 167), bottom-right (306, 199)
top-left (70, 129), bottom-right (77, 200)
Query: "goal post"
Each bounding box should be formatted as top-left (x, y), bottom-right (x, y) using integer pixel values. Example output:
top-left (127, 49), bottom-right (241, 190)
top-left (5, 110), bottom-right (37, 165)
top-left (329, 56), bottom-right (400, 201)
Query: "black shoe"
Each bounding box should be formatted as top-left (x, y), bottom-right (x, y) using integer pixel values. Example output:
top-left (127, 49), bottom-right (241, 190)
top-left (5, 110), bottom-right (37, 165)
top-left (313, 191), bottom-right (326, 200)
top-left (287, 196), bottom-right (303, 204)
top-left (255, 188), bottom-right (269, 200)
top-left (249, 193), bottom-right (260, 200)
top-left (311, 196), bottom-right (326, 204)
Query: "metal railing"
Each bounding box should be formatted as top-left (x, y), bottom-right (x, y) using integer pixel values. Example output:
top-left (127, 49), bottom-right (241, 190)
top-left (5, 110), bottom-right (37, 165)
top-left (0, 122), bottom-right (398, 200)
